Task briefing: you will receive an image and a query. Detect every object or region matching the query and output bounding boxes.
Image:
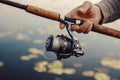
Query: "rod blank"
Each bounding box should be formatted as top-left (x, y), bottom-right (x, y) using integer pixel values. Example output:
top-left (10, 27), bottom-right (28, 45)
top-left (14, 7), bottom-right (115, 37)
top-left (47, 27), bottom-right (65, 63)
top-left (0, 0), bottom-right (27, 9)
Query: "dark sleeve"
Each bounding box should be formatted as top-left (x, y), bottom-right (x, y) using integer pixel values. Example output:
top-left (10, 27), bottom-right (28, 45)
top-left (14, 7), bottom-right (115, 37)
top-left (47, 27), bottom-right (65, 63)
top-left (96, 0), bottom-right (120, 23)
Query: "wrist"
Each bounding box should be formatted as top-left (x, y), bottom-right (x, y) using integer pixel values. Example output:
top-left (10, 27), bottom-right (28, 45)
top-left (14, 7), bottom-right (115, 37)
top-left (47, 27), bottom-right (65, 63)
top-left (95, 5), bottom-right (104, 25)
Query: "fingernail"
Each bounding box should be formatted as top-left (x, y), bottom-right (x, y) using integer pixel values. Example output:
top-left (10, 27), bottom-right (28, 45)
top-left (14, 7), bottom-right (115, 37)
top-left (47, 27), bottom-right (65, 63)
top-left (71, 26), bottom-right (76, 31)
top-left (59, 24), bottom-right (65, 29)
top-left (79, 8), bottom-right (84, 12)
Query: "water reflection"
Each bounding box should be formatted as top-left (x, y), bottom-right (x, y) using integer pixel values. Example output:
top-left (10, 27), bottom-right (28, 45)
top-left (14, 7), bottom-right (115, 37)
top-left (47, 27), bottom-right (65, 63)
top-left (33, 39), bottom-right (44, 44)
top-left (34, 60), bottom-right (76, 75)
top-left (101, 57), bottom-right (120, 70)
top-left (82, 70), bottom-right (95, 77)
top-left (0, 61), bottom-right (4, 68)
top-left (94, 72), bottom-right (111, 80)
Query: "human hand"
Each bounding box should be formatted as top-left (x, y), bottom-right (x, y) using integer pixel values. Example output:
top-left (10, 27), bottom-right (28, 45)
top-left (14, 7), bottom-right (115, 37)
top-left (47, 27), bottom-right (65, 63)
top-left (59, 1), bottom-right (102, 34)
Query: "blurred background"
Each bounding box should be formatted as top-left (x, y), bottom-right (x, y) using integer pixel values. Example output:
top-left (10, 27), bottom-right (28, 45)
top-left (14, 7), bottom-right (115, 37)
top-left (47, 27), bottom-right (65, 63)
top-left (0, 0), bottom-right (120, 80)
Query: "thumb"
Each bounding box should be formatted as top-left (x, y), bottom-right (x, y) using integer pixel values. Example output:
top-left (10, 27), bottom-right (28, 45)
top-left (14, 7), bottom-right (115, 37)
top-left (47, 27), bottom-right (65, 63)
top-left (78, 1), bottom-right (92, 14)
top-left (59, 23), bottom-right (65, 29)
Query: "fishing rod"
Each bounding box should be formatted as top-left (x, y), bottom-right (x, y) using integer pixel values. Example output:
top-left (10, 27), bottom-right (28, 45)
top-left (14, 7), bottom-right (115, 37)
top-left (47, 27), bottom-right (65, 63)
top-left (0, 0), bottom-right (120, 60)
top-left (0, 0), bottom-right (120, 38)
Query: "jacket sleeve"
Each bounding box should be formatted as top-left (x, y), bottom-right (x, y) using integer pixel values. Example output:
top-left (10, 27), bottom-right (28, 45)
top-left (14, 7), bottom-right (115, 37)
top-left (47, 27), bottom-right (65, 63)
top-left (96, 0), bottom-right (120, 23)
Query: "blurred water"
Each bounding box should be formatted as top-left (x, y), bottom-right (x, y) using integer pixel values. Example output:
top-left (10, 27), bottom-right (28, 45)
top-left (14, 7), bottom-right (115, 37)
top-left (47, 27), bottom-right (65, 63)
top-left (0, 0), bottom-right (120, 80)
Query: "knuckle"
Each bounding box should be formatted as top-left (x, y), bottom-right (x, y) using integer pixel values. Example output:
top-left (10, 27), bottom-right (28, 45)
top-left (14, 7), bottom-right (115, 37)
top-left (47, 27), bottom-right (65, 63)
top-left (85, 1), bottom-right (92, 6)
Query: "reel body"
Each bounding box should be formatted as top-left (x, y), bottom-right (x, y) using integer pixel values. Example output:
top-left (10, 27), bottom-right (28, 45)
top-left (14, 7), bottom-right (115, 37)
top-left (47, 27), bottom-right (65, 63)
top-left (45, 19), bottom-right (84, 59)
top-left (46, 35), bottom-right (84, 59)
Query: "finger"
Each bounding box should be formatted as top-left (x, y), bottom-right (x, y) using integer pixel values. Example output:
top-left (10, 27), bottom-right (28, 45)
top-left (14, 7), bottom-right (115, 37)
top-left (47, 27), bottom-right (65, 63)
top-left (78, 1), bottom-right (92, 14)
top-left (71, 25), bottom-right (80, 31)
top-left (83, 23), bottom-right (93, 34)
top-left (76, 22), bottom-right (88, 33)
top-left (71, 21), bottom-right (88, 33)
top-left (59, 23), bottom-right (65, 29)
top-left (83, 21), bottom-right (93, 34)
top-left (77, 20), bottom-right (92, 33)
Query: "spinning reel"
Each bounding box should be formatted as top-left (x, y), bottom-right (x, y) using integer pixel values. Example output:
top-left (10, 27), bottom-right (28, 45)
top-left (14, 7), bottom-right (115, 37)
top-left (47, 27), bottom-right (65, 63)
top-left (45, 17), bottom-right (84, 60)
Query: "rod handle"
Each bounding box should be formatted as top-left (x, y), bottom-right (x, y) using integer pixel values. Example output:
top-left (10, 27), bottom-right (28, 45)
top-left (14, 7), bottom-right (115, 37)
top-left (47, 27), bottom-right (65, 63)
top-left (26, 5), bottom-right (60, 21)
top-left (92, 24), bottom-right (120, 38)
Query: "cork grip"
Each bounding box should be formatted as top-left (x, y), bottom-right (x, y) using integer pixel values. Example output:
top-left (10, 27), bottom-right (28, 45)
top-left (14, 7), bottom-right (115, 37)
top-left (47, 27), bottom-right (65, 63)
top-left (92, 24), bottom-right (120, 38)
top-left (26, 5), bottom-right (60, 21)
